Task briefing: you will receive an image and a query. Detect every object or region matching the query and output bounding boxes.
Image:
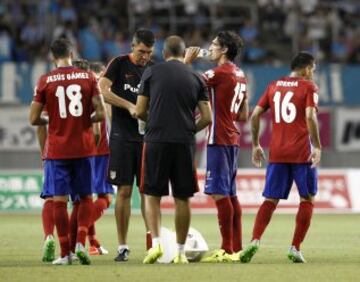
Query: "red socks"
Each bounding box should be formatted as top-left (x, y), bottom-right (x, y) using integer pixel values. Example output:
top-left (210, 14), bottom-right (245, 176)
top-left (69, 201), bottom-right (80, 253)
top-left (77, 197), bottom-right (93, 246)
top-left (54, 201), bottom-right (69, 258)
top-left (230, 196), bottom-right (242, 252)
top-left (42, 200), bottom-right (55, 238)
top-left (88, 224), bottom-right (100, 248)
top-left (292, 201), bottom-right (314, 250)
top-left (92, 196), bottom-right (110, 223)
top-left (215, 197), bottom-right (234, 254)
top-left (252, 200), bottom-right (277, 241)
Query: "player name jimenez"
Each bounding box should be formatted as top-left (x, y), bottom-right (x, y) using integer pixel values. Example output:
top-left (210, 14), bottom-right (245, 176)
top-left (46, 72), bottom-right (90, 83)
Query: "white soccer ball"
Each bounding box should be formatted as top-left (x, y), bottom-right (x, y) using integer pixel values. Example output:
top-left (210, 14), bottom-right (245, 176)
top-left (156, 226), bottom-right (209, 263)
top-left (185, 227), bottom-right (209, 262)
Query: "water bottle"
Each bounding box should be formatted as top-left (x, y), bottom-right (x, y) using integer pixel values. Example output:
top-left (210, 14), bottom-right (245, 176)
top-left (138, 119), bottom-right (146, 135)
top-left (197, 49), bottom-right (211, 58)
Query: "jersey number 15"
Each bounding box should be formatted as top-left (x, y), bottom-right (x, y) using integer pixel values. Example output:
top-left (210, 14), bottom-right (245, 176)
top-left (55, 84), bottom-right (83, 118)
top-left (230, 82), bottom-right (246, 114)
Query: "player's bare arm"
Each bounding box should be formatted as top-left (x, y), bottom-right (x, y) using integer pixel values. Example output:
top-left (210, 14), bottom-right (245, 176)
top-left (99, 76), bottom-right (136, 117)
top-left (196, 101), bottom-right (212, 132)
top-left (36, 125), bottom-right (47, 153)
top-left (92, 122), bottom-right (101, 146)
top-left (306, 106), bottom-right (322, 167)
top-left (29, 102), bottom-right (48, 126)
top-left (91, 95), bottom-right (106, 123)
top-left (251, 105), bottom-right (266, 167)
top-left (236, 97), bottom-right (249, 121)
top-left (135, 95), bottom-right (149, 121)
top-left (105, 102), bottom-right (112, 120)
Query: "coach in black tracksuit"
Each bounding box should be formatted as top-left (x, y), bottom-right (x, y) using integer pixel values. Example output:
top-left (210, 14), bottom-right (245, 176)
top-left (99, 29), bottom-right (154, 262)
top-left (135, 35), bottom-right (212, 263)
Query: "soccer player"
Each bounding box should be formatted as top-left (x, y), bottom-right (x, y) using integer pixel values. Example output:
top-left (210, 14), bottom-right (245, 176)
top-left (87, 61), bottom-right (114, 255)
top-left (136, 35), bottom-right (212, 264)
top-left (68, 59), bottom-right (112, 256)
top-left (29, 38), bottom-right (105, 265)
top-left (185, 31), bottom-right (249, 262)
top-left (99, 29), bottom-right (155, 261)
top-left (240, 51), bottom-right (321, 264)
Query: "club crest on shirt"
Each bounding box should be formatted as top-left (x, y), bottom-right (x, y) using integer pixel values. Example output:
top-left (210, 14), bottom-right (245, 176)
top-left (206, 170), bottom-right (212, 181)
top-left (110, 170), bottom-right (117, 179)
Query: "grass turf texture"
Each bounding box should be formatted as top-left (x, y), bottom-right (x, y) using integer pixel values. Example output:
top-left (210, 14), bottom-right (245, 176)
top-left (0, 213), bottom-right (359, 282)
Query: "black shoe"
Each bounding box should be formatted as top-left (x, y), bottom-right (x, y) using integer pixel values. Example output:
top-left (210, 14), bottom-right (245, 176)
top-left (114, 248), bottom-right (130, 262)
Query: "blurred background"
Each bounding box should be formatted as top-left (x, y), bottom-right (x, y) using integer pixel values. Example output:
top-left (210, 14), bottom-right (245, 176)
top-left (0, 0), bottom-right (359, 212)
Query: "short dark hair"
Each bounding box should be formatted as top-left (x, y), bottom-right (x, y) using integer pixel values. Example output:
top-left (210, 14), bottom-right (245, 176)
top-left (50, 38), bottom-right (73, 59)
top-left (89, 61), bottom-right (105, 74)
top-left (291, 52), bottom-right (315, 70)
top-left (217, 30), bottom-right (244, 61)
top-left (72, 59), bottom-right (90, 71)
top-left (163, 35), bottom-right (185, 57)
top-left (133, 28), bottom-right (155, 47)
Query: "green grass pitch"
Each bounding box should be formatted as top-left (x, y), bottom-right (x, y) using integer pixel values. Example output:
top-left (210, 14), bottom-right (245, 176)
top-left (0, 213), bottom-right (359, 282)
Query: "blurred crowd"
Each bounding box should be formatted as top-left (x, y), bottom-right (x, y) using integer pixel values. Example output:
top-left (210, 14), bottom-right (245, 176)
top-left (0, 0), bottom-right (360, 64)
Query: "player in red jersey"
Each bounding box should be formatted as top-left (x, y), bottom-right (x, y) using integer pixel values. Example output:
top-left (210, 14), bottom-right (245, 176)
top-left (29, 38), bottom-right (105, 265)
top-left (185, 30), bottom-right (249, 262)
top-left (87, 61), bottom-right (114, 255)
top-left (67, 60), bottom-right (112, 256)
top-left (240, 52), bottom-right (321, 264)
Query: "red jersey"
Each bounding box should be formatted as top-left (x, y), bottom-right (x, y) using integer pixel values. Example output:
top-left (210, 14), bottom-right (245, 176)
top-left (33, 66), bottom-right (100, 159)
top-left (204, 63), bottom-right (247, 146)
top-left (257, 76), bottom-right (319, 163)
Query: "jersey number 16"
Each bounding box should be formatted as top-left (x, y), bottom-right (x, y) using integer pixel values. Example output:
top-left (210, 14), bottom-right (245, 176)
top-left (273, 91), bottom-right (297, 123)
top-left (55, 84), bottom-right (83, 118)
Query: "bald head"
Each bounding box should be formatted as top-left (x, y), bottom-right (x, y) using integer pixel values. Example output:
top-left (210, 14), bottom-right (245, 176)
top-left (163, 35), bottom-right (186, 60)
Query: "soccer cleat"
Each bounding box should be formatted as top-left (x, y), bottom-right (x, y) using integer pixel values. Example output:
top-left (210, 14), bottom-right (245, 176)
top-left (200, 249), bottom-right (234, 263)
top-left (173, 254), bottom-right (189, 264)
top-left (75, 243), bottom-right (91, 265)
top-left (42, 235), bottom-right (55, 262)
top-left (143, 244), bottom-right (164, 264)
top-left (52, 255), bottom-right (72, 265)
top-left (114, 248), bottom-right (130, 262)
top-left (89, 246), bottom-right (100, 256)
top-left (230, 251), bottom-right (241, 262)
top-left (287, 246), bottom-right (307, 263)
top-left (98, 246), bottom-right (109, 255)
top-left (240, 240), bottom-right (260, 263)
top-left (70, 252), bottom-right (79, 262)
top-left (89, 245), bottom-right (109, 256)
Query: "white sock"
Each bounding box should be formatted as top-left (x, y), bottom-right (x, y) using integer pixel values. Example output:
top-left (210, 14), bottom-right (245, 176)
top-left (118, 244), bottom-right (129, 252)
top-left (152, 237), bottom-right (161, 247)
top-left (177, 243), bottom-right (185, 255)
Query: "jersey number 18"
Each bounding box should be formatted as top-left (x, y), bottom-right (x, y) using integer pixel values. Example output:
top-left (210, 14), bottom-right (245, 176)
top-left (55, 84), bottom-right (83, 118)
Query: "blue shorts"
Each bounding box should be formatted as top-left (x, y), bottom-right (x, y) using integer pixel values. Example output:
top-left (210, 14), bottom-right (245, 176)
top-left (204, 145), bottom-right (239, 196)
top-left (92, 155), bottom-right (114, 195)
top-left (40, 160), bottom-right (54, 199)
top-left (263, 163), bottom-right (317, 199)
top-left (45, 157), bottom-right (94, 197)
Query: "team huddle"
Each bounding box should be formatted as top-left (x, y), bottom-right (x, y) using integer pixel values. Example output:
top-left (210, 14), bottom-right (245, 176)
top-left (29, 28), bottom-right (321, 265)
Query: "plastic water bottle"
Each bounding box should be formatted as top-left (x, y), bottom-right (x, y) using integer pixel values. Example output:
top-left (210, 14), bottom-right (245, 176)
top-left (138, 120), bottom-right (146, 135)
top-left (197, 49), bottom-right (211, 58)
